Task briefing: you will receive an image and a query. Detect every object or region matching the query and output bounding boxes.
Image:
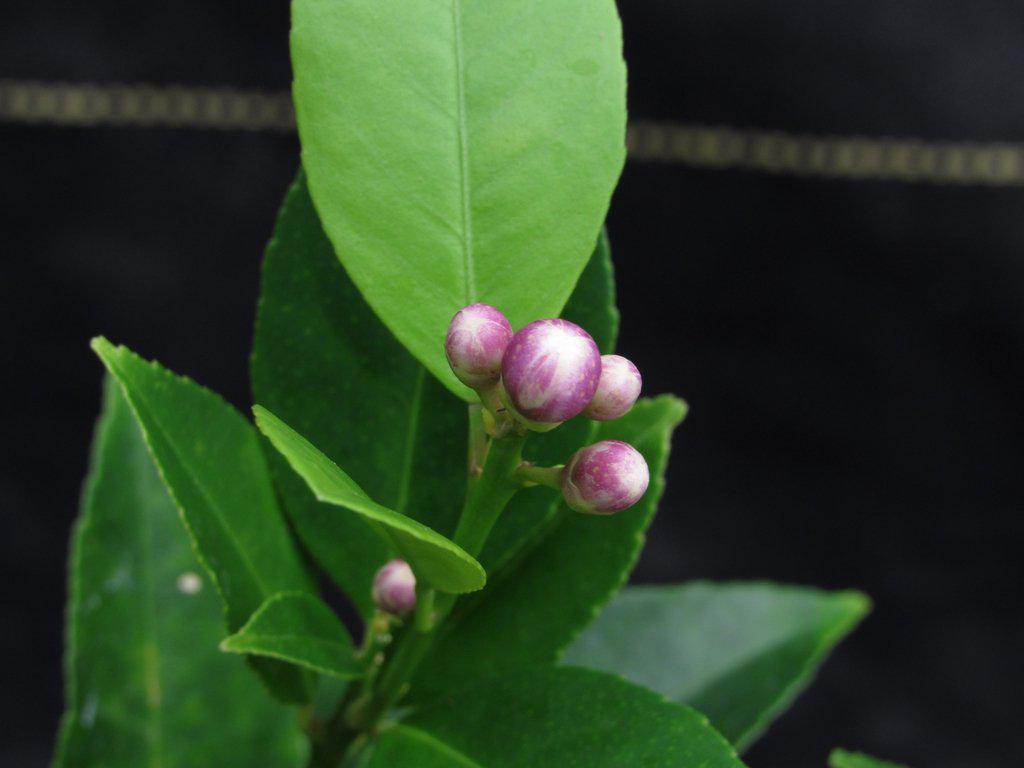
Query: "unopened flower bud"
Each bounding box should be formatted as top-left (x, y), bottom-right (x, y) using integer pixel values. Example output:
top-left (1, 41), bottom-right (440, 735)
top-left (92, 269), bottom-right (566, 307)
top-left (561, 440), bottom-right (649, 514)
top-left (583, 355), bottom-right (642, 421)
top-left (500, 318), bottom-right (601, 429)
top-left (372, 559), bottom-right (417, 616)
top-left (445, 303), bottom-right (514, 388)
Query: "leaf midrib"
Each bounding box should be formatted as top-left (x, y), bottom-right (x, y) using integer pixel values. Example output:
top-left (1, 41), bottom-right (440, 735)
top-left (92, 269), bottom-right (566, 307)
top-left (110, 357), bottom-right (274, 607)
top-left (135, 433), bottom-right (165, 768)
top-left (394, 367), bottom-right (426, 516)
top-left (451, 0), bottom-right (476, 304)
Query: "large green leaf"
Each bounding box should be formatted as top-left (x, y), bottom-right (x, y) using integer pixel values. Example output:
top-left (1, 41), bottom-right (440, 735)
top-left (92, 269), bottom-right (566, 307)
top-left (254, 406), bottom-right (485, 594)
top-left (410, 396), bottom-right (686, 700)
top-left (55, 377), bottom-right (306, 767)
top-left (250, 176), bottom-right (617, 615)
top-left (92, 338), bottom-right (315, 703)
top-left (370, 667), bottom-right (746, 768)
top-left (221, 592), bottom-right (361, 680)
top-left (564, 582), bottom-right (871, 751)
top-left (291, 0), bottom-right (627, 398)
top-left (830, 750), bottom-right (910, 768)
top-left (251, 175), bottom-right (466, 617)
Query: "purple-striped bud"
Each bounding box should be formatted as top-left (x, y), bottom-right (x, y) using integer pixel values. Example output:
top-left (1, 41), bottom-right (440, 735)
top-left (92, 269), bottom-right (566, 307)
top-left (372, 559), bottom-right (417, 617)
top-left (500, 319), bottom-right (601, 429)
top-left (445, 303), bottom-right (514, 388)
top-left (561, 440), bottom-right (650, 515)
top-left (583, 355), bottom-right (642, 421)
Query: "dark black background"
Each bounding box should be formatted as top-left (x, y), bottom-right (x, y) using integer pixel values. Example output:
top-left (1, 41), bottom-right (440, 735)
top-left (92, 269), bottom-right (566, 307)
top-left (2, 2), bottom-right (1022, 766)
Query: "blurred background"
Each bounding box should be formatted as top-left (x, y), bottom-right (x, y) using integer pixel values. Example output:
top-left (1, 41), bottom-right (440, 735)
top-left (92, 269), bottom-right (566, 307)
top-left (2, 2), bottom-right (1022, 766)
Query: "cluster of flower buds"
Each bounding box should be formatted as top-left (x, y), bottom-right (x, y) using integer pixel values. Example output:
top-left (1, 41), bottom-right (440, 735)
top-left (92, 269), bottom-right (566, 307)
top-left (445, 303), bottom-right (649, 515)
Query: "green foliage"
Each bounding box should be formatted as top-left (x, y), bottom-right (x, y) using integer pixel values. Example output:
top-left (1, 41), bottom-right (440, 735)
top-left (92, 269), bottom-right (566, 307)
top-left (92, 338), bottom-right (315, 703)
top-left (370, 668), bottom-right (747, 768)
top-left (55, 378), bottom-right (306, 767)
top-left (291, 0), bottom-right (627, 398)
top-left (250, 176), bottom-right (620, 613)
top-left (56, 1), bottom-right (883, 763)
top-left (564, 582), bottom-right (871, 750)
top-left (254, 406), bottom-right (485, 594)
top-left (411, 396), bottom-right (686, 700)
top-left (221, 592), bottom-right (362, 679)
top-left (830, 750), bottom-right (910, 768)
top-left (251, 175), bottom-right (467, 616)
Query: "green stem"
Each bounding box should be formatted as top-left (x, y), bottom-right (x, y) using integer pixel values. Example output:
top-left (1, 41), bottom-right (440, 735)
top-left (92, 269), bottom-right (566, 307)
top-left (335, 432), bottom-right (527, 745)
top-left (515, 462), bottom-right (564, 490)
top-left (305, 706), bottom-right (362, 768)
top-left (467, 404), bottom-right (488, 478)
top-left (452, 432), bottom-right (527, 556)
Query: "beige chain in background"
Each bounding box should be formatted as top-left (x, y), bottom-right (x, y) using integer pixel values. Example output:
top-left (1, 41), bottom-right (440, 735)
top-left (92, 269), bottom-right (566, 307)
top-left (4, 79), bottom-right (1024, 186)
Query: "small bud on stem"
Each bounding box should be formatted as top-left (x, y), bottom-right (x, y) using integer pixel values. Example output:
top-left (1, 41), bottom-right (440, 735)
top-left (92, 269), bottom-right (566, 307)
top-left (583, 354), bottom-right (642, 421)
top-left (445, 304), bottom-right (513, 389)
top-left (515, 461), bottom-right (565, 489)
top-left (501, 319), bottom-right (601, 430)
top-left (561, 440), bottom-right (650, 514)
top-left (372, 559), bottom-right (417, 617)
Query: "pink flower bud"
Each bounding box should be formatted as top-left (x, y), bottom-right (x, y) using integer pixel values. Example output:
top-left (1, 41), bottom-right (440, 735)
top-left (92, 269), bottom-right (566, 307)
top-left (445, 303), bottom-right (514, 388)
top-left (561, 440), bottom-right (650, 514)
top-left (583, 355), bottom-right (642, 421)
top-left (500, 319), bottom-right (601, 428)
top-left (372, 559), bottom-right (417, 616)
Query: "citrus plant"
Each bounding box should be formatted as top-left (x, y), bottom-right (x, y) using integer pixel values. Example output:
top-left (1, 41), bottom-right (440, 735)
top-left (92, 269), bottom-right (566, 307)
top-left (54, 2), bottom-right (896, 766)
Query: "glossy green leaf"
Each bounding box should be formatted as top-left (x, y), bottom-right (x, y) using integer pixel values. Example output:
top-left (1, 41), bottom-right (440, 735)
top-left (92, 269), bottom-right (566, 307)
top-left (291, 0), bottom-right (627, 398)
top-left (92, 338), bottom-right (315, 703)
top-left (371, 667), bottom-right (746, 768)
top-left (251, 175), bottom-right (466, 617)
top-left (254, 405), bottom-right (485, 594)
top-left (55, 377), bottom-right (306, 767)
top-left (411, 396), bottom-right (686, 700)
top-left (251, 176), bottom-right (617, 615)
top-left (564, 582), bottom-right (871, 751)
top-left (221, 592), bottom-right (361, 679)
top-left (830, 750), bottom-right (910, 768)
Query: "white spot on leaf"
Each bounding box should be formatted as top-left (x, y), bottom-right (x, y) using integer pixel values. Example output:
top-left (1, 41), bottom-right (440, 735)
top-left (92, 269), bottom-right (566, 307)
top-left (81, 694), bottom-right (98, 727)
top-left (176, 571), bottom-right (202, 595)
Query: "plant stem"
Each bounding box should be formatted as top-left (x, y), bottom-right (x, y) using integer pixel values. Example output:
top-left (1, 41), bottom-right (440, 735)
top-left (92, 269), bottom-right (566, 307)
top-left (331, 431), bottom-right (527, 749)
top-left (515, 462), bottom-right (564, 490)
top-left (452, 432), bottom-right (527, 556)
top-left (305, 707), bottom-right (362, 768)
top-left (467, 404), bottom-right (488, 478)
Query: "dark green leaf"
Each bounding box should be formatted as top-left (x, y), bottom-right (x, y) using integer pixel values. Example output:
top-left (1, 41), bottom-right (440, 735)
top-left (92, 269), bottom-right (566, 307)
top-left (221, 592), bottom-right (361, 679)
top-left (251, 176), bottom-right (617, 615)
top-left (411, 396), bottom-right (686, 700)
top-left (55, 377), bottom-right (306, 767)
top-left (564, 582), bottom-right (871, 750)
top-left (92, 338), bottom-right (315, 703)
top-left (371, 667), bottom-right (746, 768)
top-left (251, 175), bottom-right (466, 617)
top-left (291, 0), bottom-right (627, 397)
top-left (254, 406), bottom-right (485, 594)
top-left (830, 750), bottom-right (910, 768)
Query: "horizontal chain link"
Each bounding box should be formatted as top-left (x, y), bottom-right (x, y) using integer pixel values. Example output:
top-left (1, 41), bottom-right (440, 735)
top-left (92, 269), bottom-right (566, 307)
top-left (4, 79), bottom-right (1024, 186)
top-left (627, 122), bottom-right (1024, 186)
top-left (0, 79), bottom-right (295, 132)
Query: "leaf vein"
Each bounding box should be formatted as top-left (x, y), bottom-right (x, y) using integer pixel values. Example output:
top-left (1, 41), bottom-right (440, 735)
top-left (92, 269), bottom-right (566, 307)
top-left (451, 0), bottom-right (475, 303)
top-left (395, 367), bottom-right (426, 516)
